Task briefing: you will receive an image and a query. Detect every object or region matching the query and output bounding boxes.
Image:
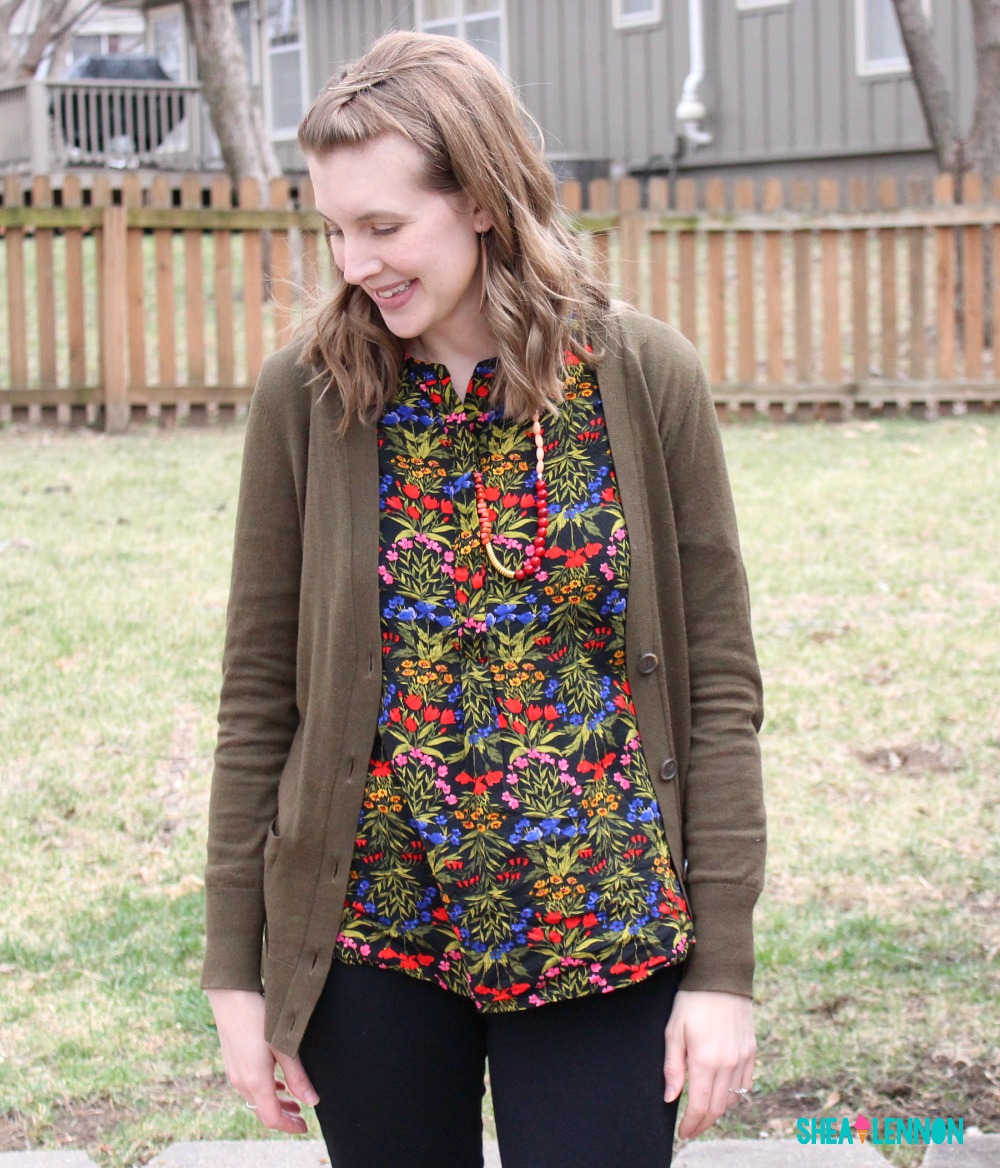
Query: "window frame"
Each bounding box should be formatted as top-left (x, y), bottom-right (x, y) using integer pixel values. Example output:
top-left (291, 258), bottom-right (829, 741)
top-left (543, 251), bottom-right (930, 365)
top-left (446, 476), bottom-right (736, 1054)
top-left (735, 0), bottom-right (790, 10)
top-left (611, 0), bottom-right (662, 30)
top-left (855, 0), bottom-right (930, 77)
top-left (147, 4), bottom-right (188, 82)
top-left (415, 0), bottom-right (508, 70)
top-left (262, 0), bottom-right (308, 139)
top-left (232, 0), bottom-right (260, 87)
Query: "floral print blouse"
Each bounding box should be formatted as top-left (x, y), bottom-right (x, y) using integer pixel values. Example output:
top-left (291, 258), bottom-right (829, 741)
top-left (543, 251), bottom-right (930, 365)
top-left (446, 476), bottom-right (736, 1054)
top-left (333, 354), bottom-right (693, 1010)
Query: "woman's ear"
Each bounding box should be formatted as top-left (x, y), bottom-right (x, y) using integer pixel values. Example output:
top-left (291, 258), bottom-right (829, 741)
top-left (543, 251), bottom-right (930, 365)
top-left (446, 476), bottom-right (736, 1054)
top-left (472, 206), bottom-right (494, 235)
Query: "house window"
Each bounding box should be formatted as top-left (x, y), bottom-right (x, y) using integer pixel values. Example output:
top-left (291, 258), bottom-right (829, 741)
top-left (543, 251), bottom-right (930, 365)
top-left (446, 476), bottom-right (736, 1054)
top-left (415, 0), bottom-right (506, 70)
top-left (857, 0), bottom-right (928, 75)
top-left (266, 0), bottom-right (306, 136)
top-left (612, 0), bottom-right (662, 28)
top-left (149, 7), bottom-right (186, 82)
top-left (70, 34), bottom-right (102, 63)
top-left (70, 30), bottom-right (144, 62)
top-left (232, 1), bottom-right (257, 85)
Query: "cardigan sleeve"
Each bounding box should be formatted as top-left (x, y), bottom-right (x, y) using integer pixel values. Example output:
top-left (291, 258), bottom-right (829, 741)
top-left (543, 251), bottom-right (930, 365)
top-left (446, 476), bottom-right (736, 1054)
top-left (652, 325), bottom-right (766, 996)
top-left (200, 349), bottom-right (308, 991)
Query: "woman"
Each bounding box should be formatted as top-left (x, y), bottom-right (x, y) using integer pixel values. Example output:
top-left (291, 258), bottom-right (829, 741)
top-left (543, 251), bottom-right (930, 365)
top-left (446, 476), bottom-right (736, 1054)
top-left (203, 30), bottom-right (765, 1168)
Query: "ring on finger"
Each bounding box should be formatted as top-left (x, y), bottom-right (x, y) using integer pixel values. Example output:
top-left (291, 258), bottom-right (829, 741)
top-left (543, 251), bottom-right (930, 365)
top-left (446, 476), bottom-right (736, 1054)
top-left (245, 1101), bottom-right (258, 1111)
top-left (729, 1087), bottom-right (751, 1103)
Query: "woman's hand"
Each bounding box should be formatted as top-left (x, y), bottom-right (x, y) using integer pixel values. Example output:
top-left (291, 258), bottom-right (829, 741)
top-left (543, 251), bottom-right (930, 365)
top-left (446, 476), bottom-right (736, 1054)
top-left (207, 988), bottom-right (319, 1134)
top-left (663, 989), bottom-right (756, 1140)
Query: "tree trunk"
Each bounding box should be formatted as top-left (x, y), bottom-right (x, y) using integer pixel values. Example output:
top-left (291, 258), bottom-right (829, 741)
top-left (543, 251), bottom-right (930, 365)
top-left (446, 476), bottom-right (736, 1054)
top-left (967, 0), bottom-right (1000, 182)
top-left (891, 0), bottom-right (959, 173)
top-left (182, 0), bottom-right (281, 187)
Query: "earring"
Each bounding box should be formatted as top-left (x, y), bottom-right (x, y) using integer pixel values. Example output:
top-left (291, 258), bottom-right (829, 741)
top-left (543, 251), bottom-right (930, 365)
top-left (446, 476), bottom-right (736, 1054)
top-left (478, 231), bottom-right (489, 312)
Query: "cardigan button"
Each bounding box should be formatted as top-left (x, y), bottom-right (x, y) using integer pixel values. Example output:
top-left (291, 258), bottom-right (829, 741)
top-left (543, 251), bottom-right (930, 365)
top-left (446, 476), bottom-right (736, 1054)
top-left (659, 757), bottom-right (678, 782)
top-left (638, 652), bottom-right (659, 674)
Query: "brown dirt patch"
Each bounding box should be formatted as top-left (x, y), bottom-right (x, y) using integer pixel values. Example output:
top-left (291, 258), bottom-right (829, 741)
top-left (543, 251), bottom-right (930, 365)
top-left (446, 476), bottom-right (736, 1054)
top-left (857, 742), bottom-right (963, 775)
top-left (0, 1111), bottom-right (29, 1152)
top-left (714, 1059), bottom-right (1000, 1139)
top-left (0, 1077), bottom-right (229, 1159)
top-left (1, 1098), bottom-right (143, 1155)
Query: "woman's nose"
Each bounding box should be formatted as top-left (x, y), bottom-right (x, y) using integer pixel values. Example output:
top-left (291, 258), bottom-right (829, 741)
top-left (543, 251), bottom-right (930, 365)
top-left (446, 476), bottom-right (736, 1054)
top-left (340, 238), bottom-right (381, 286)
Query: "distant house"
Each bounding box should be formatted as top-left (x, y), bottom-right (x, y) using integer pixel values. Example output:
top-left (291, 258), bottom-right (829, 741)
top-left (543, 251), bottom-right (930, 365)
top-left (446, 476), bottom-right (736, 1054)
top-left (139, 0), bottom-right (976, 181)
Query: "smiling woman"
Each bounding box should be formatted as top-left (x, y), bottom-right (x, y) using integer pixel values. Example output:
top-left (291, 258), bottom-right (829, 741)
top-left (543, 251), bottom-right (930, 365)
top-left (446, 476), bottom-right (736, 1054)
top-left (201, 29), bottom-right (765, 1168)
top-left (308, 135), bottom-right (489, 395)
top-left (295, 31), bottom-right (610, 430)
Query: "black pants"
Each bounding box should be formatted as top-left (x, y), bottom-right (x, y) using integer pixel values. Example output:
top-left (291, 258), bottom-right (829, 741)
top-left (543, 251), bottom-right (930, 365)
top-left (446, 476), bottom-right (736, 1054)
top-left (298, 960), bottom-right (682, 1168)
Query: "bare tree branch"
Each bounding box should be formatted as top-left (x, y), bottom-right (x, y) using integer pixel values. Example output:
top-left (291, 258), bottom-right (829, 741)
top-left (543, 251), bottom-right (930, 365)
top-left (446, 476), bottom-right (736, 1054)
top-left (0, 0), bottom-right (102, 82)
top-left (47, 0), bottom-right (103, 52)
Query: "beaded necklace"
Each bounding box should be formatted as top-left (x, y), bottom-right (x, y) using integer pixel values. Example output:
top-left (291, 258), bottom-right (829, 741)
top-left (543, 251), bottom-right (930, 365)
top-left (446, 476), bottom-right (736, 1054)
top-left (472, 413), bottom-right (548, 581)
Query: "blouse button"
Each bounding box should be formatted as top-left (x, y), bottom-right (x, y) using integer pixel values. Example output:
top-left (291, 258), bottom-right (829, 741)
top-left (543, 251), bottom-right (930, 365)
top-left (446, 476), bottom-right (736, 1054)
top-left (659, 758), bottom-right (679, 782)
top-left (638, 652), bottom-right (659, 674)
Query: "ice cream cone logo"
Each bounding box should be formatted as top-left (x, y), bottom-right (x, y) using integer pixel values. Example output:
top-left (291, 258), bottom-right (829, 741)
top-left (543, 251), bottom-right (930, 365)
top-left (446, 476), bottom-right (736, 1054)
top-left (855, 1115), bottom-right (871, 1144)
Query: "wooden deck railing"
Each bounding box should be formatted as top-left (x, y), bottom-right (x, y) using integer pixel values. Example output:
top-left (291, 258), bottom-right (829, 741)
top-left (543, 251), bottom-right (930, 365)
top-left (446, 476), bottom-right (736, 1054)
top-left (0, 79), bottom-right (211, 173)
top-left (2, 171), bottom-right (999, 429)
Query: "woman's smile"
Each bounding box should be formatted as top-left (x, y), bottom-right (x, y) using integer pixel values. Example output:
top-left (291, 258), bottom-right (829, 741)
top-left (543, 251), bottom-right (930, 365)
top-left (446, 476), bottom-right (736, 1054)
top-left (371, 278), bottom-right (417, 306)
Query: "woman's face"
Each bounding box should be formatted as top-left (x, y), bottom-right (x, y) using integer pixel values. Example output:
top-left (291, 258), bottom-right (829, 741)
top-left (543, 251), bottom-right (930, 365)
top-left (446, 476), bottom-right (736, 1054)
top-left (308, 133), bottom-right (494, 364)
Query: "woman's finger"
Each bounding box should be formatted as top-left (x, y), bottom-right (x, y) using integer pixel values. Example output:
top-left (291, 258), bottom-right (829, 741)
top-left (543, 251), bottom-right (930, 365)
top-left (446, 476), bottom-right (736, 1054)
top-left (677, 1063), bottom-right (717, 1139)
top-left (275, 1052), bottom-right (320, 1107)
top-left (249, 1087), bottom-right (309, 1134)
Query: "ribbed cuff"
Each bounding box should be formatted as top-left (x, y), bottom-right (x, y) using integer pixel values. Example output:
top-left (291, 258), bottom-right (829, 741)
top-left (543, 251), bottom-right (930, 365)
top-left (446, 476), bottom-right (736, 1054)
top-left (200, 885), bottom-right (266, 991)
top-left (679, 881), bottom-right (759, 997)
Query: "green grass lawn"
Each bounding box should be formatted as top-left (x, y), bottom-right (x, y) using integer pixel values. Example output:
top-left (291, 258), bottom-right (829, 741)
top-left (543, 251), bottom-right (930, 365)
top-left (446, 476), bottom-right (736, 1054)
top-left (1, 416), bottom-right (997, 1166)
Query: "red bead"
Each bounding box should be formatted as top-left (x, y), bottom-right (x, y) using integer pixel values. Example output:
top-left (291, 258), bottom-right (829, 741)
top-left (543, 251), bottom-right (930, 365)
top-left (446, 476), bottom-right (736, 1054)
top-left (529, 556), bottom-right (541, 569)
top-left (515, 568), bottom-right (526, 580)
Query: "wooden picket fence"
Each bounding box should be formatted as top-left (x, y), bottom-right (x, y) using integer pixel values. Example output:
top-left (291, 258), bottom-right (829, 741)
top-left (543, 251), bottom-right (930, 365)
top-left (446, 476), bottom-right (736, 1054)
top-left (2, 170), bottom-right (1000, 429)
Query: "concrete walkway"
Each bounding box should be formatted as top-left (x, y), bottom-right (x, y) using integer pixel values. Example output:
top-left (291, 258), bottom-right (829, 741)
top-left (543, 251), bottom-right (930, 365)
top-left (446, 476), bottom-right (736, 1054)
top-left (2, 1133), bottom-right (997, 1166)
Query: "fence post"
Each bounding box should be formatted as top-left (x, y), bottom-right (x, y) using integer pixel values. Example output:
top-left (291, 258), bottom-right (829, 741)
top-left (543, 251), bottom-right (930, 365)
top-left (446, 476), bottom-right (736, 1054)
top-left (963, 173), bottom-right (984, 379)
top-left (5, 176), bottom-right (28, 396)
top-left (706, 177), bottom-right (727, 383)
top-left (734, 178), bottom-right (756, 383)
top-left (934, 172), bottom-right (956, 380)
top-left (617, 177), bottom-right (643, 307)
top-left (102, 204), bottom-right (130, 433)
top-left (676, 178), bottom-right (698, 346)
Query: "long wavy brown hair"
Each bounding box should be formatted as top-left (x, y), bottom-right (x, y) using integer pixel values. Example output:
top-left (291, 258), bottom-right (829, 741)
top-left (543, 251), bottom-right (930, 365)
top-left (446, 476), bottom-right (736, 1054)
top-left (297, 30), bottom-right (609, 427)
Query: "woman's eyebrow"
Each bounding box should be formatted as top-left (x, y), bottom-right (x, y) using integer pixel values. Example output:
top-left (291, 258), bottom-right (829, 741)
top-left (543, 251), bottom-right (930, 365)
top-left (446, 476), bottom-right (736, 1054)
top-left (356, 210), bottom-right (404, 222)
top-left (321, 209), bottom-right (404, 226)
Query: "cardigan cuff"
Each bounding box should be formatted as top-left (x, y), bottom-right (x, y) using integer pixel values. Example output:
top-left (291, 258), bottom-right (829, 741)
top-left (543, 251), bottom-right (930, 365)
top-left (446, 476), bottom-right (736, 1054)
top-left (200, 885), bottom-right (266, 991)
top-left (679, 881), bottom-right (759, 997)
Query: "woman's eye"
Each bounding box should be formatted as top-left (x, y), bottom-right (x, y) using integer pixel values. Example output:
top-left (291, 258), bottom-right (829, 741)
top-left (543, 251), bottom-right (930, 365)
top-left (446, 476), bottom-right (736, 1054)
top-left (324, 227), bottom-right (343, 241)
top-left (372, 225), bottom-right (400, 237)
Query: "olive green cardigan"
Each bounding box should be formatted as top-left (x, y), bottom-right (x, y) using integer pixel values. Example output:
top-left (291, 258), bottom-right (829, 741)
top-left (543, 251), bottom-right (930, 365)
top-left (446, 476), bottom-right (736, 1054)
top-left (201, 307), bottom-right (766, 1057)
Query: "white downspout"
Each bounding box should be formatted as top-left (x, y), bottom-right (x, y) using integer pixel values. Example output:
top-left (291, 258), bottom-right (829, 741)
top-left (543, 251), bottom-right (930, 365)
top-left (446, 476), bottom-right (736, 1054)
top-left (675, 0), bottom-right (713, 147)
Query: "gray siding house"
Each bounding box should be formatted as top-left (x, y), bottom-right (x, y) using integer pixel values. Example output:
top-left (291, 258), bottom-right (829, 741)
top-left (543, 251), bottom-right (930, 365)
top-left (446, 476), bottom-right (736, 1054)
top-left (145, 0), bottom-right (975, 182)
